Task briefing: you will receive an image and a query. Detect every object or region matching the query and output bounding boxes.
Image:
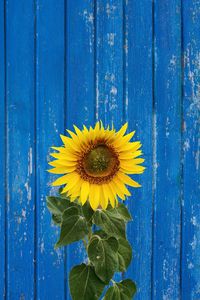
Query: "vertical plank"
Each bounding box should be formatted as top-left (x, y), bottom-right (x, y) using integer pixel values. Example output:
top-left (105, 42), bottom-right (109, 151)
top-left (36, 1), bottom-right (65, 299)
top-left (96, 0), bottom-right (123, 127)
top-left (125, 1), bottom-right (153, 299)
top-left (66, 1), bottom-right (95, 298)
top-left (6, 0), bottom-right (35, 298)
top-left (153, 1), bottom-right (182, 299)
top-left (0, 0), bottom-right (5, 297)
top-left (95, 0), bottom-right (124, 286)
top-left (182, 1), bottom-right (200, 299)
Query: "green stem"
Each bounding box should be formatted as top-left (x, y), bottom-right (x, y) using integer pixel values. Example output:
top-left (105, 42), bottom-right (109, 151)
top-left (82, 238), bottom-right (88, 250)
top-left (111, 279), bottom-right (116, 285)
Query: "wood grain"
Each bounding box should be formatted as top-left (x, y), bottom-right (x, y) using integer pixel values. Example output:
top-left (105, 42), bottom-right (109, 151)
top-left (1, 1), bottom-right (200, 299)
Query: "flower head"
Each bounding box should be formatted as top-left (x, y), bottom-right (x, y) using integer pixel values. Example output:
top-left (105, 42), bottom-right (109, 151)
top-left (48, 122), bottom-right (145, 210)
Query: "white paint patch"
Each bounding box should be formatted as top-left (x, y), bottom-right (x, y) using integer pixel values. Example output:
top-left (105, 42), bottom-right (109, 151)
top-left (22, 209), bottom-right (26, 219)
top-left (110, 86), bottom-right (117, 96)
top-left (195, 138), bottom-right (200, 170)
top-left (107, 33), bottom-right (115, 46)
top-left (24, 182), bottom-right (32, 202)
top-left (82, 9), bottom-right (94, 54)
top-left (105, 73), bottom-right (115, 83)
top-left (40, 241), bottom-right (45, 253)
top-left (188, 262), bottom-right (194, 269)
top-left (106, 4), bottom-right (116, 18)
top-left (169, 55), bottom-right (177, 66)
top-left (53, 122), bottom-right (58, 133)
top-left (28, 147), bottom-right (33, 175)
top-left (153, 110), bottom-right (158, 191)
top-left (183, 139), bottom-right (190, 152)
top-left (166, 117), bottom-right (170, 138)
top-left (190, 235), bottom-right (197, 250)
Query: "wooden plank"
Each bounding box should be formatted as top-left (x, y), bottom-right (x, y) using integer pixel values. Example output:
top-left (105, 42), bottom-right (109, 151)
top-left (125, 1), bottom-right (153, 299)
top-left (5, 1), bottom-right (35, 298)
top-left (35, 1), bottom-right (65, 299)
top-left (0, 0), bottom-right (5, 297)
top-left (182, 1), bottom-right (200, 299)
top-left (65, 1), bottom-right (95, 298)
top-left (153, 1), bottom-right (182, 299)
top-left (95, 0), bottom-right (124, 285)
top-left (96, 0), bottom-right (123, 127)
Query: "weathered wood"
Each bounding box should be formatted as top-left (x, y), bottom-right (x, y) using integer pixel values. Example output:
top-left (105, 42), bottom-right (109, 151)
top-left (65, 1), bottom-right (95, 299)
top-left (0, 0), bottom-right (5, 297)
top-left (125, 1), bottom-right (153, 299)
top-left (96, 0), bottom-right (124, 286)
top-left (5, 0), bottom-right (35, 298)
top-left (1, 1), bottom-right (200, 299)
top-left (153, 1), bottom-right (182, 299)
top-left (35, 1), bottom-right (65, 299)
top-left (96, 0), bottom-right (123, 127)
top-left (182, 1), bottom-right (200, 299)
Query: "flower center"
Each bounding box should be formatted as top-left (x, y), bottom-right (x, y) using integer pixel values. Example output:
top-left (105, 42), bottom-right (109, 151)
top-left (77, 143), bottom-right (120, 184)
top-left (83, 145), bottom-right (116, 177)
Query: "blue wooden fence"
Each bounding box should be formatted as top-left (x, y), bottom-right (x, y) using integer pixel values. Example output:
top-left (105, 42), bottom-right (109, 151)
top-left (0, 1), bottom-right (199, 299)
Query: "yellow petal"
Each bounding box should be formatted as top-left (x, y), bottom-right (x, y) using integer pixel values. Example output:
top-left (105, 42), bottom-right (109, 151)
top-left (60, 134), bottom-right (80, 152)
top-left (117, 172), bottom-right (141, 188)
top-left (132, 158), bottom-right (145, 165)
top-left (112, 177), bottom-right (131, 196)
top-left (52, 174), bottom-right (70, 186)
top-left (61, 173), bottom-right (80, 193)
top-left (51, 146), bottom-right (66, 152)
top-left (68, 180), bottom-right (82, 198)
top-left (73, 125), bottom-right (84, 141)
top-left (120, 161), bottom-right (145, 172)
top-left (118, 141), bottom-right (142, 153)
top-left (107, 183), bottom-right (119, 206)
top-left (80, 181), bottom-right (90, 205)
top-left (48, 159), bottom-right (77, 167)
top-left (132, 150), bottom-right (143, 158)
top-left (102, 184), bottom-right (112, 207)
top-left (47, 167), bottom-right (67, 174)
top-left (101, 185), bottom-right (109, 210)
top-left (113, 131), bottom-right (135, 149)
top-left (119, 150), bottom-right (143, 160)
top-left (89, 184), bottom-right (100, 210)
top-left (116, 123), bottom-right (128, 137)
top-left (109, 181), bottom-right (126, 201)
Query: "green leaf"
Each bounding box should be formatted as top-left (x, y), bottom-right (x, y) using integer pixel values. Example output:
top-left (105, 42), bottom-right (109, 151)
top-left (108, 203), bottom-right (132, 222)
top-left (46, 196), bottom-right (70, 216)
top-left (52, 214), bottom-right (62, 226)
top-left (82, 201), bottom-right (94, 225)
top-left (55, 206), bottom-right (88, 248)
top-left (69, 263), bottom-right (105, 300)
top-left (46, 196), bottom-right (80, 226)
top-left (116, 238), bottom-right (132, 272)
top-left (94, 230), bottom-right (108, 239)
top-left (103, 279), bottom-right (137, 300)
top-left (92, 209), bottom-right (126, 238)
top-left (88, 235), bottom-right (118, 283)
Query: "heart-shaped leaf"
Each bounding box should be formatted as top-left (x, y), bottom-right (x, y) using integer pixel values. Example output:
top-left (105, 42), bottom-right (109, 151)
top-left (103, 279), bottom-right (137, 300)
top-left (88, 235), bottom-right (118, 283)
top-left (69, 263), bottom-right (105, 300)
top-left (116, 238), bottom-right (132, 272)
top-left (46, 195), bottom-right (78, 225)
top-left (46, 196), bottom-right (70, 215)
top-left (55, 206), bottom-right (88, 248)
top-left (108, 203), bottom-right (132, 222)
top-left (92, 209), bottom-right (126, 238)
top-left (81, 201), bottom-right (94, 225)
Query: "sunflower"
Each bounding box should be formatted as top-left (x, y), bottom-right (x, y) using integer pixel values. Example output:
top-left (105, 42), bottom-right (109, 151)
top-left (48, 122), bottom-right (145, 210)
